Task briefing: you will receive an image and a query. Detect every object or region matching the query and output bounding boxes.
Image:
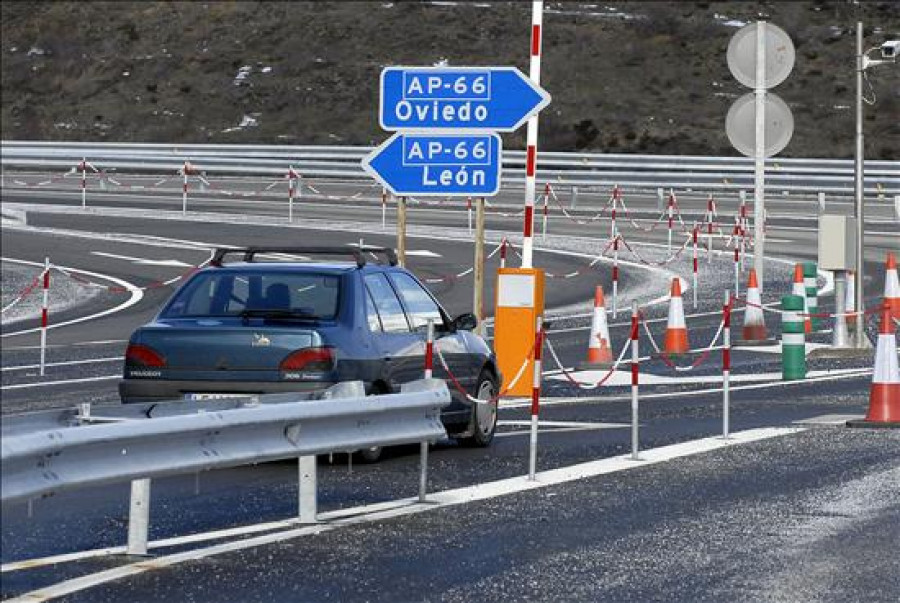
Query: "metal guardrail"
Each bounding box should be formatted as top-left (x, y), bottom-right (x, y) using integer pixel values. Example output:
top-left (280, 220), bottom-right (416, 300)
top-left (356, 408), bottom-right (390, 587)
top-left (3, 140), bottom-right (898, 194)
top-left (1, 379), bottom-right (450, 505)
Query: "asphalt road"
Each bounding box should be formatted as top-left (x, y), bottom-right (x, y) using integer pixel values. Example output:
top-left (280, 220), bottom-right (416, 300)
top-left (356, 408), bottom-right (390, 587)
top-left (1, 179), bottom-right (898, 602)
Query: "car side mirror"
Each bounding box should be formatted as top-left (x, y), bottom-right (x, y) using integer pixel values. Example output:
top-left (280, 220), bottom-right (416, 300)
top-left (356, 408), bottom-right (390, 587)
top-left (452, 313), bottom-right (477, 331)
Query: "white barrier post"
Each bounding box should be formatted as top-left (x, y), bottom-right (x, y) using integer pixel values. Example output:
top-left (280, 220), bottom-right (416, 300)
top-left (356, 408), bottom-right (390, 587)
top-left (692, 226), bottom-right (699, 310)
top-left (39, 257), bottom-right (50, 377)
top-left (287, 166), bottom-right (296, 222)
top-left (656, 187), bottom-right (664, 213)
top-left (706, 195), bottom-right (715, 264)
top-left (467, 196), bottom-right (473, 234)
top-left (817, 191), bottom-right (826, 213)
top-left (528, 315), bottom-right (544, 481)
top-left (667, 190), bottom-right (675, 254)
top-left (381, 188), bottom-right (388, 230)
top-left (80, 157), bottom-right (87, 208)
top-left (298, 455), bottom-right (317, 523)
top-left (610, 185), bottom-right (618, 243)
top-left (182, 161), bottom-right (188, 215)
top-left (630, 301), bottom-right (640, 461)
top-left (126, 478), bottom-right (151, 556)
top-left (424, 319), bottom-right (434, 379)
top-left (722, 291), bottom-right (731, 439)
top-left (612, 235), bottom-right (619, 319)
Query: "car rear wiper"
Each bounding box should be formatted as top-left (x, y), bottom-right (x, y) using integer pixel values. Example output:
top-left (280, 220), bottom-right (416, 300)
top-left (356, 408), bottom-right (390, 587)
top-left (239, 309), bottom-right (320, 322)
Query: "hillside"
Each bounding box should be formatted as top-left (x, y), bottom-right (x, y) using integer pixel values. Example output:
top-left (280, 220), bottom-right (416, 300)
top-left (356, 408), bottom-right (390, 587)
top-left (2, 1), bottom-right (898, 158)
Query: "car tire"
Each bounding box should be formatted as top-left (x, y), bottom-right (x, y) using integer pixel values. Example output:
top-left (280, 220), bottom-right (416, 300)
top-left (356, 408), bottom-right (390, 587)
top-left (356, 382), bottom-right (388, 463)
top-left (460, 370), bottom-right (499, 447)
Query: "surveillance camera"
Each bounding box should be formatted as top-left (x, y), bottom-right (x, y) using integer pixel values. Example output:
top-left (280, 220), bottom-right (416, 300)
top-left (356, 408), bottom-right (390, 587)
top-left (882, 40), bottom-right (900, 59)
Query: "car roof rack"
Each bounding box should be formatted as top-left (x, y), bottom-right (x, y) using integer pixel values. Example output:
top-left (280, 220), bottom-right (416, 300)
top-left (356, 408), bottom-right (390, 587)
top-left (210, 246), bottom-right (398, 268)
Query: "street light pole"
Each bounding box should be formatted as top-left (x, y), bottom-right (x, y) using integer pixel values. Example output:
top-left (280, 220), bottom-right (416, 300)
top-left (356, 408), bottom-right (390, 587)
top-left (853, 21), bottom-right (867, 348)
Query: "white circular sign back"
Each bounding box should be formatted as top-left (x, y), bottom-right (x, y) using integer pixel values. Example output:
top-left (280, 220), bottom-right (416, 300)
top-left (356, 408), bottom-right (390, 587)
top-left (725, 92), bottom-right (794, 157)
top-left (727, 22), bottom-right (795, 89)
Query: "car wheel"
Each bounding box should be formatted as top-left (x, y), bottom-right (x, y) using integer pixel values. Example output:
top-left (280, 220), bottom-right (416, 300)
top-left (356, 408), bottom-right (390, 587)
top-left (356, 446), bottom-right (383, 463)
top-left (460, 370), bottom-right (498, 447)
top-left (356, 382), bottom-right (388, 463)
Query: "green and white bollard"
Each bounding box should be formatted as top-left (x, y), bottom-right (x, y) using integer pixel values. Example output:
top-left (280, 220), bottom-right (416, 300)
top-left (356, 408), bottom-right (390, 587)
top-left (802, 261), bottom-right (821, 332)
top-left (782, 294), bottom-right (806, 380)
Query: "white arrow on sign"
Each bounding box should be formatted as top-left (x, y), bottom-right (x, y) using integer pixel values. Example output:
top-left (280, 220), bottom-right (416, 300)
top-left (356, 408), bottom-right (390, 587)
top-left (91, 251), bottom-right (193, 267)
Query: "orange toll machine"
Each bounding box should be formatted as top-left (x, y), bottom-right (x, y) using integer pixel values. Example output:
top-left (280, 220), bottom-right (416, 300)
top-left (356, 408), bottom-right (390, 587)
top-left (493, 267), bottom-right (545, 396)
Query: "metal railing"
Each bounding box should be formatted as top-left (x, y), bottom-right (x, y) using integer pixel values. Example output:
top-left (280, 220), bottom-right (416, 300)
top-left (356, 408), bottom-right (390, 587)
top-left (3, 140), bottom-right (898, 194)
top-left (1, 379), bottom-right (450, 554)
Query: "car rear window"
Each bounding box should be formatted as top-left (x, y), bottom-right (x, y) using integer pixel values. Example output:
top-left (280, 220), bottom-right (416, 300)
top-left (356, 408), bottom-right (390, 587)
top-left (162, 271), bottom-right (341, 319)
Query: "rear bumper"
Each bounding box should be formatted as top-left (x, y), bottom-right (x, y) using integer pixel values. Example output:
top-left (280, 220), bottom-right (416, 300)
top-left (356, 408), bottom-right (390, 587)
top-left (119, 378), bottom-right (339, 403)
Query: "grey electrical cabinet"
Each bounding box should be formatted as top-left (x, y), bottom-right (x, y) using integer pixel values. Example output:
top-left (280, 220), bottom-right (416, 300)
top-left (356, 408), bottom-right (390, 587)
top-left (818, 215), bottom-right (857, 270)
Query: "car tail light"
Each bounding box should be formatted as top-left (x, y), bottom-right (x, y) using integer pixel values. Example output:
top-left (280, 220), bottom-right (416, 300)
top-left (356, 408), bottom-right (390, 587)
top-left (279, 347), bottom-right (335, 373)
top-left (126, 343), bottom-right (167, 367)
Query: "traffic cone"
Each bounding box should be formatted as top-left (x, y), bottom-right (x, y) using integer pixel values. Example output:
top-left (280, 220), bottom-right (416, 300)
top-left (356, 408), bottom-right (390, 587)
top-left (845, 270), bottom-right (856, 328)
top-left (792, 264), bottom-right (812, 334)
top-left (741, 268), bottom-right (768, 342)
top-left (847, 303), bottom-right (900, 428)
top-left (580, 286), bottom-right (613, 368)
top-left (664, 278), bottom-right (690, 354)
top-left (884, 252), bottom-right (900, 321)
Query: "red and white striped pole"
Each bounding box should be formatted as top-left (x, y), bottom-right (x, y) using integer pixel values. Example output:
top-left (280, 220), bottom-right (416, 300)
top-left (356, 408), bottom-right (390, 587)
top-left (80, 158), bottom-right (87, 208)
top-left (739, 198), bottom-right (748, 271)
top-left (722, 291), bottom-right (732, 438)
top-left (39, 257), bottom-right (50, 377)
top-left (381, 188), bottom-right (388, 230)
top-left (692, 226), bottom-right (699, 310)
top-left (612, 235), bottom-right (620, 319)
top-left (424, 319), bottom-right (435, 379)
top-left (499, 238), bottom-right (508, 269)
top-left (528, 314), bottom-right (544, 480)
top-left (182, 161), bottom-right (189, 215)
top-left (467, 196), bottom-right (473, 234)
top-left (667, 190), bottom-right (675, 254)
top-left (630, 301), bottom-right (640, 461)
top-left (733, 218), bottom-right (741, 296)
top-left (287, 166), bottom-right (296, 222)
top-left (542, 183), bottom-right (550, 240)
top-left (610, 184), bottom-right (619, 242)
top-left (520, 0), bottom-right (544, 269)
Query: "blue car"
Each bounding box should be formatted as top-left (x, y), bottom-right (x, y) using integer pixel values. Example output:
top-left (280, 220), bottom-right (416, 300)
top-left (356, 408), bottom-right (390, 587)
top-left (120, 247), bottom-right (501, 456)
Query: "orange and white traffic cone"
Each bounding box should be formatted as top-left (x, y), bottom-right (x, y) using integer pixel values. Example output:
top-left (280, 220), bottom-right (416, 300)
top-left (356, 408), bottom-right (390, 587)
top-left (792, 264), bottom-right (812, 334)
top-left (664, 278), bottom-right (690, 354)
top-left (848, 303), bottom-right (900, 427)
top-left (580, 285), bottom-right (613, 368)
top-left (741, 268), bottom-right (768, 342)
top-left (884, 251), bottom-right (900, 321)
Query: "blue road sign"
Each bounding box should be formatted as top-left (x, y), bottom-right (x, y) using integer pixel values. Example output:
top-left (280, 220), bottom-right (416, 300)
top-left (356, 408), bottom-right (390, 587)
top-left (362, 133), bottom-right (502, 197)
top-left (379, 66), bottom-right (550, 132)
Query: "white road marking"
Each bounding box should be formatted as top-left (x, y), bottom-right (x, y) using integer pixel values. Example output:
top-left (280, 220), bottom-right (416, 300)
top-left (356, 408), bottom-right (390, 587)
top-left (1, 258), bottom-right (144, 339)
top-left (1, 357), bottom-right (121, 372)
top-left (7, 427), bottom-right (801, 601)
top-left (90, 251), bottom-right (192, 267)
top-left (0, 375), bottom-right (120, 391)
top-left (403, 250), bottom-right (443, 258)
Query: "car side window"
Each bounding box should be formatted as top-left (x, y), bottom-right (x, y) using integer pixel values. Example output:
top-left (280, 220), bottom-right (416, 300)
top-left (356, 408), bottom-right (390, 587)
top-left (364, 286), bottom-right (383, 332)
top-left (364, 273), bottom-right (410, 333)
top-left (389, 272), bottom-right (443, 330)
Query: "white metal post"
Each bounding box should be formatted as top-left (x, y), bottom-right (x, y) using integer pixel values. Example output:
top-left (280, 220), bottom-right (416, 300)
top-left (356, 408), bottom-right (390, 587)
top-left (521, 0), bottom-right (543, 269)
top-left (298, 455), bottom-right (317, 523)
top-left (39, 257), bottom-right (49, 377)
top-left (126, 478), bottom-right (151, 556)
top-left (853, 22), bottom-right (867, 348)
top-left (182, 161), bottom-right (188, 215)
top-left (288, 166), bottom-right (296, 222)
top-left (753, 21), bottom-right (767, 294)
top-left (419, 441), bottom-right (429, 502)
top-left (80, 157), bottom-right (87, 208)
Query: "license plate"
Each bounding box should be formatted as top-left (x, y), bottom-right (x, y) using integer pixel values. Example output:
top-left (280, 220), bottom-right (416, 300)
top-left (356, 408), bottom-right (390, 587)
top-left (184, 393), bottom-right (256, 401)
